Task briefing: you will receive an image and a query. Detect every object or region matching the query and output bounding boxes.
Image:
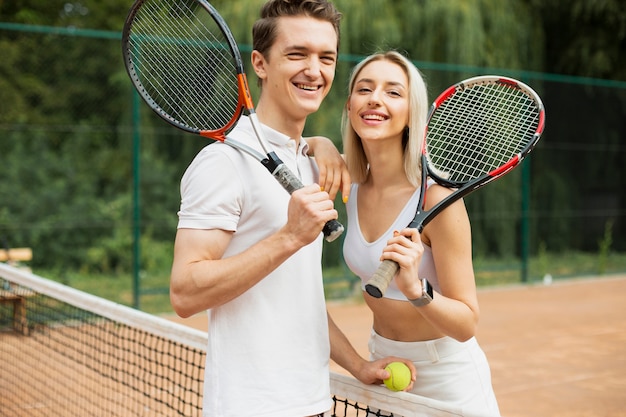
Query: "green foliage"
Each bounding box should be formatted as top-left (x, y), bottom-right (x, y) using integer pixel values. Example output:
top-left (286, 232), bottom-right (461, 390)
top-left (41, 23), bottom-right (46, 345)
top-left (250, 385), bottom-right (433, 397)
top-left (598, 219), bottom-right (614, 275)
top-left (533, 0), bottom-right (626, 81)
top-left (1, 0), bottom-right (625, 302)
top-left (392, 0), bottom-right (543, 71)
top-left (537, 240), bottom-right (549, 276)
top-left (468, 170), bottom-right (523, 257)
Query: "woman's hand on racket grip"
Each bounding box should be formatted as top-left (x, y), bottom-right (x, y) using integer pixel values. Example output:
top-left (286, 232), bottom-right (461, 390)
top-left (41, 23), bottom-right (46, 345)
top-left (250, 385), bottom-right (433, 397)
top-left (381, 228), bottom-right (425, 299)
top-left (282, 184), bottom-right (339, 247)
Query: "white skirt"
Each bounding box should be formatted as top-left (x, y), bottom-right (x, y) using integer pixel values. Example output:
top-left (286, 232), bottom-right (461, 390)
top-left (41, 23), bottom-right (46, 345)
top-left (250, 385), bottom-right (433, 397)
top-left (369, 330), bottom-right (501, 417)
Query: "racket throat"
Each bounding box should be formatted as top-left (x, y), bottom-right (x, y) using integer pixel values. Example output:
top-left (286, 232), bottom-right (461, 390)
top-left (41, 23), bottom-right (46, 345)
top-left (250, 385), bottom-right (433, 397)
top-left (261, 152), bottom-right (284, 175)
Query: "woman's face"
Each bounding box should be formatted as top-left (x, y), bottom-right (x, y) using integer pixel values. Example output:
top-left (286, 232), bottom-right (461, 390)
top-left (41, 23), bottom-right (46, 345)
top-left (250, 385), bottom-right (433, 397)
top-left (347, 59), bottom-right (410, 144)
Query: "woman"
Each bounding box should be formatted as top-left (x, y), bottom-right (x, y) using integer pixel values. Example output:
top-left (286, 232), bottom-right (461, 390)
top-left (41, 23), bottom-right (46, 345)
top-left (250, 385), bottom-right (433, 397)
top-left (340, 51), bottom-right (500, 415)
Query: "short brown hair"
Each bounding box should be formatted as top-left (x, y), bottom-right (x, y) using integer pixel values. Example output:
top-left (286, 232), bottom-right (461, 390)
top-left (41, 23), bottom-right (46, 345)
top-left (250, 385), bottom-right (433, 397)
top-left (252, 0), bottom-right (342, 59)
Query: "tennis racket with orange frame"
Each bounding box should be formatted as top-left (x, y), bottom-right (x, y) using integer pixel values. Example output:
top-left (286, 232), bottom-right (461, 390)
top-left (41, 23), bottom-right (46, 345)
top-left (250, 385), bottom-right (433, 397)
top-left (121, 0), bottom-right (344, 242)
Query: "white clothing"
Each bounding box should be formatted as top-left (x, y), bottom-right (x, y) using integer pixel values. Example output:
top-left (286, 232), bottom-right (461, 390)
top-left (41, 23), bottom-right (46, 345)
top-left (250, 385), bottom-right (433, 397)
top-left (369, 331), bottom-right (501, 417)
top-left (343, 183), bottom-right (440, 300)
top-left (343, 182), bottom-right (500, 416)
top-left (178, 116), bottom-right (332, 417)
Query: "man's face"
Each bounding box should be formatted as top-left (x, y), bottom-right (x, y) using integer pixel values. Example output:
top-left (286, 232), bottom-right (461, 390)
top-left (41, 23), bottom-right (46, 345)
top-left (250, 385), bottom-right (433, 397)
top-left (253, 15), bottom-right (338, 122)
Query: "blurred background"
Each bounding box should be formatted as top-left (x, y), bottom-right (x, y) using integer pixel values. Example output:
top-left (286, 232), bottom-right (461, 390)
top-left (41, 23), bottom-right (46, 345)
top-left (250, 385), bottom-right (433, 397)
top-left (1, 0), bottom-right (625, 312)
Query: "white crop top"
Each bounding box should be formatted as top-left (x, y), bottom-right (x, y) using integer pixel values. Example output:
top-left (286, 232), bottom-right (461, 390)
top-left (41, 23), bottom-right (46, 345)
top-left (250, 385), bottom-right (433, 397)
top-left (343, 183), bottom-right (440, 301)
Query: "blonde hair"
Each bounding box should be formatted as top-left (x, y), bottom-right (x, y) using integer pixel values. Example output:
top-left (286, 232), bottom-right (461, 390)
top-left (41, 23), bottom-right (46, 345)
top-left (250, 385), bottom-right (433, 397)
top-left (341, 51), bottom-right (428, 186)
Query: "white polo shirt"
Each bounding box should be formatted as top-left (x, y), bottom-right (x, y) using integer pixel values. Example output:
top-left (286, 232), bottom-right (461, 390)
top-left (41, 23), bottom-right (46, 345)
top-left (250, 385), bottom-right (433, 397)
top-left (177, 116), bottom-right (332, 417)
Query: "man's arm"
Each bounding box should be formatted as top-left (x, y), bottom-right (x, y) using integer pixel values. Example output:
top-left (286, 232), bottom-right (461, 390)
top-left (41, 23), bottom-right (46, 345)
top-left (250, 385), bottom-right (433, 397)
top-left (328, 313), bottom-right (416, 389)
top-left (170, 184), bottom-right (337, 318)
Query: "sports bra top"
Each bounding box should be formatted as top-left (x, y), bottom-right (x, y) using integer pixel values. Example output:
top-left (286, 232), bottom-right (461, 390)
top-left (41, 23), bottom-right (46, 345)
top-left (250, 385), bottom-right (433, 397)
top-left (342, 182), bottom-right (440, 300)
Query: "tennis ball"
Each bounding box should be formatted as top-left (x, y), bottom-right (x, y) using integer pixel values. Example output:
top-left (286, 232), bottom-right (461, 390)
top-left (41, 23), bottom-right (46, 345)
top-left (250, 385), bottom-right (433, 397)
top-left (383, 361), bottom-right (411, 392)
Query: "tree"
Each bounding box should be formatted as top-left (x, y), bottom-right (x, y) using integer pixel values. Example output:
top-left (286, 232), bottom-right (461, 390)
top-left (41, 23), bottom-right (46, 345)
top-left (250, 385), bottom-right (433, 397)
top-left (1, 0), bottom-right (625, 275)
top-left (534, 0), bottom-right (626, 81)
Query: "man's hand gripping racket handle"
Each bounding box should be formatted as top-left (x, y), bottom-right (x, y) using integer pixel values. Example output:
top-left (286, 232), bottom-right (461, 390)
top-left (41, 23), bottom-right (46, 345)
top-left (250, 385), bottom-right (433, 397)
top-left (271, 161), bottom-right (344, 243)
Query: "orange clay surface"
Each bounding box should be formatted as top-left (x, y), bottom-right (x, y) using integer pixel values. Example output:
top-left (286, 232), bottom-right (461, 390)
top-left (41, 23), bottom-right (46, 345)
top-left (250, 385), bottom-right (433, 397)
top-left (169, 275), bottom-right (626, 417)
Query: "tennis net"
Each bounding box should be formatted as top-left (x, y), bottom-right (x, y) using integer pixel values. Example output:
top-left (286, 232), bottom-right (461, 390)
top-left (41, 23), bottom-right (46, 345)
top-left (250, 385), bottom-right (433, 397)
top-left (0, 263), bottom-right (464, 416)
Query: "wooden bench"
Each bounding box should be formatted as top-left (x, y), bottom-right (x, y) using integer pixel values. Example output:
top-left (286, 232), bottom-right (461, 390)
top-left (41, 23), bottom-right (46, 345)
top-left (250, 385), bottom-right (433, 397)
top-left (0, 287), bottom-right (35, 336)
top-left (1, 248), bottom-right (34, 335)
top-left (0, 247), bottom-right (33, 265)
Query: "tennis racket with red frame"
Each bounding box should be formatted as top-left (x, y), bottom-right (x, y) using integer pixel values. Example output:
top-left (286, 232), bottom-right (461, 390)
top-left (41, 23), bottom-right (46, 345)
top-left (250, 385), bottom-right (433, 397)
top-left (121, 0), bottom-right (344, 242)
top-left (365, 75), bottom-right (545, 298)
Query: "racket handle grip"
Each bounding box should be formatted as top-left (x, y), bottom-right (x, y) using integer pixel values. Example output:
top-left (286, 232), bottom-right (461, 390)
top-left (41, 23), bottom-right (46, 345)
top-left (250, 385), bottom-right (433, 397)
top-left (322, 219), bottom-right (344, 243)
top-left (273, 164), bottom-right (344, 243)
top-left (365, 260), bottom-right (399, 298)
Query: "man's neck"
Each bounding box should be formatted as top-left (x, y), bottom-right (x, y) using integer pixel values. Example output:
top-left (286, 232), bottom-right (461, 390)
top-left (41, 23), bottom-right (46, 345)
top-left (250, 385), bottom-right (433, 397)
top-left (255, 102), bottom-right (306, 145)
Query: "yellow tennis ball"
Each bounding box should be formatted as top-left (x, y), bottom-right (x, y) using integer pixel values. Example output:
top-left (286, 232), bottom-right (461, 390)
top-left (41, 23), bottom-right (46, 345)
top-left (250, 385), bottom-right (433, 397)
top-left (383, 361), bottom-right (411, 392)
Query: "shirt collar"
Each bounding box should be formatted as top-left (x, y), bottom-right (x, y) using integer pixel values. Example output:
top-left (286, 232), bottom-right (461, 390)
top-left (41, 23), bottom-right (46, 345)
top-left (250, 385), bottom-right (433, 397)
top-left (254, 117), bottom-right (309, 157)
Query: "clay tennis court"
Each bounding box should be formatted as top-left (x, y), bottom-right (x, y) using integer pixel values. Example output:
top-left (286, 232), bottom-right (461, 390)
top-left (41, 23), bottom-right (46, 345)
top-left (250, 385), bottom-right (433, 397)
top-left (174, 274), bottom-right (626, 417)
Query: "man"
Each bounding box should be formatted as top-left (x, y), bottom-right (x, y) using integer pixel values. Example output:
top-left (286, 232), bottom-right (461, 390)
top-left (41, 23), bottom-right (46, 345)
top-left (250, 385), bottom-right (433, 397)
top-left (171, 1), bottom-right (416, 415)
top-left (170, 1), bottom-right (344, 416)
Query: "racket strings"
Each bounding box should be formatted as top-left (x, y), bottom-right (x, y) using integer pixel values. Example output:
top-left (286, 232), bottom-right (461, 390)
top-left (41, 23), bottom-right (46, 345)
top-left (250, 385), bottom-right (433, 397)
top-left (126, 0), bottom-right (240, 132)
top-left (427, 81), bottom-right (541, 183)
